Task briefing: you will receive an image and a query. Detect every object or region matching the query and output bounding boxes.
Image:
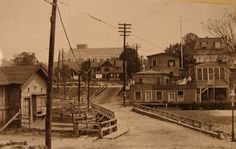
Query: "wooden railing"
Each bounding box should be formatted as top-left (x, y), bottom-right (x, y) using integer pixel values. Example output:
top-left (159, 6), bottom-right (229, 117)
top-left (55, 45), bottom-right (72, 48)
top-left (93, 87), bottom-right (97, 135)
top-left (133, 103), bottom-right (214, 132)
top-left (91, 103), bottom-right (115, 120)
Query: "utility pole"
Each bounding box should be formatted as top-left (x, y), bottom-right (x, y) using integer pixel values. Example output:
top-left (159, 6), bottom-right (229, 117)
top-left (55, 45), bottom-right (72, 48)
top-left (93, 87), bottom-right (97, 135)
top-left (78, 73), bottom-right (81, 107)
top-left (62, 49), bottom-right (66, 100)
top-left (134, 44), bottom-right (141, 72)
top-left (87, 58), bottom-right (91, 110)
top-left (118, 23), bottom-right (131, 106)
top-left (57, 50), bottom-right (61, 93)
top-left (46, 0), bottom-right (57, 148)
top-left (180, 16), bottom-right (184, 70)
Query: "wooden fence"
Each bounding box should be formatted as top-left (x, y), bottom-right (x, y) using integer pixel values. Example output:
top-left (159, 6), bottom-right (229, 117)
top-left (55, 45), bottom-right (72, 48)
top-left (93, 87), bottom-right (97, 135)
top-left (133, 103), bottom-right (214, 132)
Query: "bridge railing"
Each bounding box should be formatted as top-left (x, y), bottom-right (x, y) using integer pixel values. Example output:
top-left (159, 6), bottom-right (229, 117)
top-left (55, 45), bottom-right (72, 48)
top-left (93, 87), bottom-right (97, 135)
top-left (133, 103), bottom-right (213, 131)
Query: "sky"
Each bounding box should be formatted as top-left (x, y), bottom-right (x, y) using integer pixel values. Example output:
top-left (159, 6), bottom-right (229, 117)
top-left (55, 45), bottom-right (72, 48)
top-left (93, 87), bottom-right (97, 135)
top-left (0, 0), bottom-right (235, 63)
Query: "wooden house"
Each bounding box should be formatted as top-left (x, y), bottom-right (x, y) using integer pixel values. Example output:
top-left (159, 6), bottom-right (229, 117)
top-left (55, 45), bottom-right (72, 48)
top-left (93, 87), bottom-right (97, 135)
top-left (0, 65), bottom-right (47, 130)
top-left (130, 70), bottom-right (197, 104)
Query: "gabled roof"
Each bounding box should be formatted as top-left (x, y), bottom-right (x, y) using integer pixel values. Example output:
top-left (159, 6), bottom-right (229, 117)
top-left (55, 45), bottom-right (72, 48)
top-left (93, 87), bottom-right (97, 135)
top-left (0, 65), bottom-right (48, 85)
top-left (101, 61), bottom-right (114, 67)
top-left (147, 52), bottom-right (179, 58)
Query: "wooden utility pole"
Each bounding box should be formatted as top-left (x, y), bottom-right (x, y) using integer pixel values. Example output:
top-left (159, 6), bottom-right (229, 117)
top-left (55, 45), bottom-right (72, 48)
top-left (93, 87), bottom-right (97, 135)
top-left (46, 0), bottom-right (57, 148)
top-left (118, 23), bottom-right (131, 106)
top-left (135, 44), bottom-right (141, 72)
top-left (78, 74), bottom-right (81, 110)
top-left (87, 58), bottom-right (91, 110)
top-left (57, 50), bottom-right (61, 93)
top-left (62, 49), bottom-right (66, 100)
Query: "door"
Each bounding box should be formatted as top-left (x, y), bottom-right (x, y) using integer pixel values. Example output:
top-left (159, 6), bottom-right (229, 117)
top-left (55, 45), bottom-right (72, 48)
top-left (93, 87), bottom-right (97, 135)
top-left (168, 92), bottom-right (175, 102)
top-left (145, 90), bottom-right (152, 102)
top-left (22, 98), bottom-right (31, 127)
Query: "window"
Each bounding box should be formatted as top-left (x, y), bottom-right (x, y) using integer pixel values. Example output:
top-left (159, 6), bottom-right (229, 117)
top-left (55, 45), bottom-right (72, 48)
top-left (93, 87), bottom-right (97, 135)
top-left (34, 86), bottom-right (37, 90)
top-left (28, 88), bottom-right (30, 92)
top-left (214, 41), bottom-right (221, 49)
top-left (104, 67), bottom-right (109, 72)
top-left (168, 60), bottom-right (175, 67)
top-left (138, 78), bottom-right (143, 84)
top-left (197, 68), bottom-right (202, 80)
top-left (177, 91), bottom-right (184, 101)
top-left (201, 42), bottom-right (207, 49)
top-left (155, 91), bottom-right (163, 101)
top-left (214, 68), bottom-right (220, 80)
top-left (209, 68), bottom-right (213, 80)
top-left (153, 59), bottom-right (157, 67)
top-left (135, 91), bottom-right (142, 101)
top-left (36, 97), bottom-right (46, 115)
top-left (220, 68), bottom-right (225, 80)
top-left (156, 78), bottom-right (160, 85)
top-left (41, 88), bottom-right (43, 93)
top-left (203, 68), bottom-right (208, 80)
top-left (166, 79), bottom-right (170, 85)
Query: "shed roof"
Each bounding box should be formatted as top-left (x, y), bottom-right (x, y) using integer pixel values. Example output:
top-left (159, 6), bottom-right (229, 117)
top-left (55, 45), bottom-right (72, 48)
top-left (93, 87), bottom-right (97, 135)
top-left (0, 65), bottom-right (47, 85)
top-left (147, 52), bottom-right (179, 58)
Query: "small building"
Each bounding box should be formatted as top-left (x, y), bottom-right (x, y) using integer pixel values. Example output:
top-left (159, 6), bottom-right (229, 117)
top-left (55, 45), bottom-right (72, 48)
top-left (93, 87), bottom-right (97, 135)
top-left (130, 70), bottom-right (197, 104)
top-left (194, 62), bottom-right (230, 102)
top-left (147, 53), bottom-right (181, 77)
top-left (0, 65), bottom-right (47, 129)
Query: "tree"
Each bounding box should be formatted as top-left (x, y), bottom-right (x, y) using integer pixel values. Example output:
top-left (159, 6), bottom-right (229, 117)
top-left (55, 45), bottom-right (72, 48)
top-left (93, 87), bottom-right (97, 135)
top-left (12, 52), bottom-right (39, 65)
top-left (165, 32), bottom-right (198, 67)
top-left (120, 47), bottom-right (141, 79)
top-left (202, 9), bottom-right (236, 52)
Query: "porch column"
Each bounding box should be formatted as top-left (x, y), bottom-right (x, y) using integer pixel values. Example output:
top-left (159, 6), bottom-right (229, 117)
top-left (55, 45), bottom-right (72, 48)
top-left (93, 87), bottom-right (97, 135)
top-left (199, 87), bottom-right (202, 103)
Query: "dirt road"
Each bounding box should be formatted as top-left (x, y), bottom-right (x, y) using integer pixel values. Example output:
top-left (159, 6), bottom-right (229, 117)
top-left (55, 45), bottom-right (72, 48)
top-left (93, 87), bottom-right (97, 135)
top-left (87, 88), bottom-right (236, 149)
top-left (0, 88), bottom-right (235, 149)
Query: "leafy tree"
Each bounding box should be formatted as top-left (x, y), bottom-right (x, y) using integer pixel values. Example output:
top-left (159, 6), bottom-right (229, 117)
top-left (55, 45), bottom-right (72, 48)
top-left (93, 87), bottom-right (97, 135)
top-left (202, 10), bottom-right (236, 52)
top-left (12, 52), bottom-right (39, 65)
top-left (120, 47), bottom-right (141, 79)
top-left (165, 32), bottom-right (198, 67)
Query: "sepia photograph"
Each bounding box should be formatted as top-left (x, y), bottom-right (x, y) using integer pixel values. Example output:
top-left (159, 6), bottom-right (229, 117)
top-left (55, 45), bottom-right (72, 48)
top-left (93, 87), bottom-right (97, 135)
top-left (0, 0), bottom-right (236, 148)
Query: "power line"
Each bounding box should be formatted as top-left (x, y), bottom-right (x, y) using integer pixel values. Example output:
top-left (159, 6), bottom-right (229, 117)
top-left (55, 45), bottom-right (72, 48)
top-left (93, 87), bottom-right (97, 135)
top-left (57, 6), bottom-right (80, 67)
top-left (44, 0), bottom-right (164, 50)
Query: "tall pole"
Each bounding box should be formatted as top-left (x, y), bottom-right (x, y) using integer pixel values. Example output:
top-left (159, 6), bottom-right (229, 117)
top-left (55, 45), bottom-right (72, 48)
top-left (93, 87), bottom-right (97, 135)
top-left (180, 16), bottom-right (184, 70)
top-left (118, 23), bottom-right (131, 106)
top-left (46, 0), bottom-right (57, 148)
top-left (87, 58), bottom-right (91, 110)
top-left (78, 74), bottom-right (81, 111)
top-left (62, 49), bottom-right (66, 100)
top-left (232, 94), bottom-right (235, 142)
top-left (57, 50), bottom-right (60, 93)
top-left (135, 44), bottom-right (141, 72)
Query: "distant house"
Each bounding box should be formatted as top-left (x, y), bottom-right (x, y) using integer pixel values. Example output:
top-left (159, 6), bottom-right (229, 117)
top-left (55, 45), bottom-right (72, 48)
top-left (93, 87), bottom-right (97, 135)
top-left (130, 70), bottom-right (197, 104)
top-left (194, 62), bottom-right (230, 102)
top-left (193, 37), bottom-right (230, 64)
top-left (91, 58), bottom-right (123, 81)
top-left (65, 44), bottom-right (123, 62)
top-left (0, 65), bottom-right (47, 129)
top-left (147, 53), bottom-right (181, 77)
